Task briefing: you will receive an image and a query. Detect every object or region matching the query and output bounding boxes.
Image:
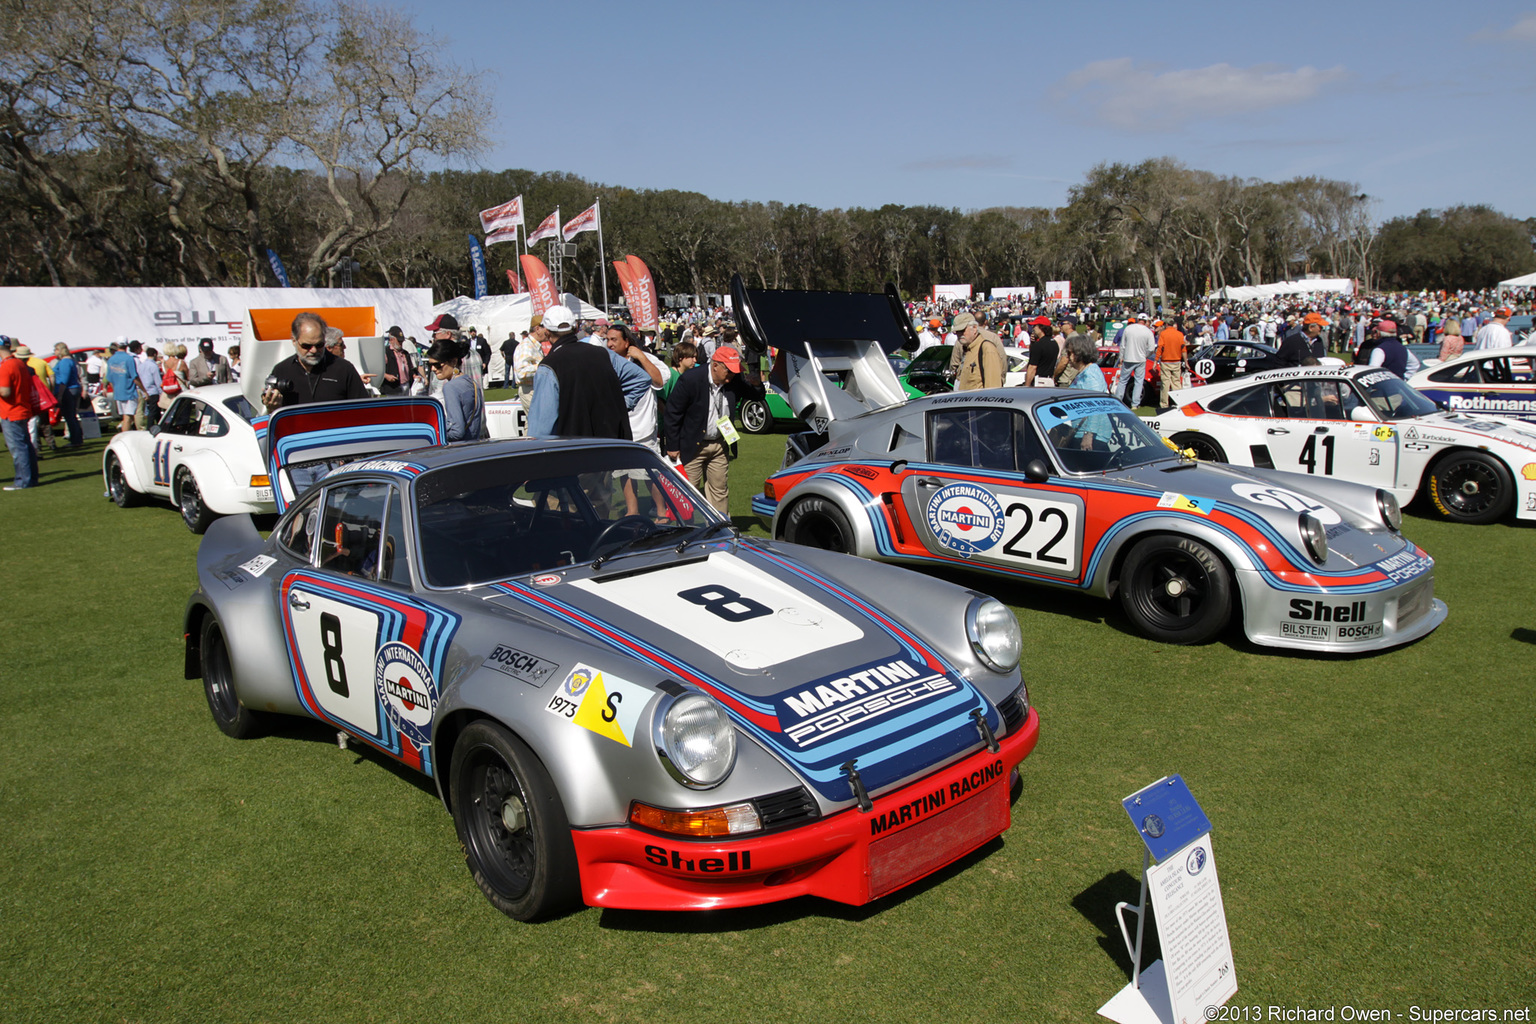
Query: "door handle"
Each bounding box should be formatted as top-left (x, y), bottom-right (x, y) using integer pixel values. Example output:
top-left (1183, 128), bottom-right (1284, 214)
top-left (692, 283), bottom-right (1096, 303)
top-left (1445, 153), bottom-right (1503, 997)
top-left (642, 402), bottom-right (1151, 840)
top-left (1313, 426), bottom-right (1329, 434)
top-left (172, 444), bottom-right (183, 452)
top-left (916, 477), bottom-right (943, 487)
top-left (1267, 428), bottom-right (1289, 435)
top-left (287, 591), bottom-right (310, 611)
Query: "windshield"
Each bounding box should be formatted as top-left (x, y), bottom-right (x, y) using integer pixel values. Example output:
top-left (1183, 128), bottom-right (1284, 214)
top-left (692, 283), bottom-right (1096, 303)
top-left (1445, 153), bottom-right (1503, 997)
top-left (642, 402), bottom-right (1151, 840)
top-left (1354, 370), bottom-right (1439, 420)
top-left (222, 394), bottom-right (259, 423)
top-left (1033, 394), bottom-right (1176, 473)
top-left (414, 447), bottom-right (716, 588)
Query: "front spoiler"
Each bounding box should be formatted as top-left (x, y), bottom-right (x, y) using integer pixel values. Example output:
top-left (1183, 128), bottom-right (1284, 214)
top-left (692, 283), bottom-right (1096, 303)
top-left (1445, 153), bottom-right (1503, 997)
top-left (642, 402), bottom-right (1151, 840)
top-left (571, 707), bottom-right (1039, 911)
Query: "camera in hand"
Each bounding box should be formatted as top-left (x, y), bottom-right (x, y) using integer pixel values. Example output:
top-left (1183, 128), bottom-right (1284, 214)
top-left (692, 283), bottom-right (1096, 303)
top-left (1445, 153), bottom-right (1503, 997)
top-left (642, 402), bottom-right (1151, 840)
top-left (264, 373), bottom-right (293, 398)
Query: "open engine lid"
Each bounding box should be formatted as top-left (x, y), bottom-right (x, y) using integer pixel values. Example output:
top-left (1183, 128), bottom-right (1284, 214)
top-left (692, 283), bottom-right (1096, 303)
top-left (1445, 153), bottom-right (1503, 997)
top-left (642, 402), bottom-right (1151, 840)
top-left (261, 397), bottom-right (446, 511)
top-left (730, 274), bottom-right (918, 430)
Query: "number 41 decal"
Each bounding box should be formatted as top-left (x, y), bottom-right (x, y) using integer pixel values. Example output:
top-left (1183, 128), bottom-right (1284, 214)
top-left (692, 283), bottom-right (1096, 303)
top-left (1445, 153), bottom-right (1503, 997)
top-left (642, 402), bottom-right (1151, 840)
top-left (1299, 434), bottom-right (1335, 475)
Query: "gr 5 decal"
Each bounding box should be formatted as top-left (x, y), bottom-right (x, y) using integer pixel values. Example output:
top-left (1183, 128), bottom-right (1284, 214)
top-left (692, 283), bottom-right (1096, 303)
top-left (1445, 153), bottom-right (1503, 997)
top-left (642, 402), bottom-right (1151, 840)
top-left (543, 663), bottom-right (653, 747)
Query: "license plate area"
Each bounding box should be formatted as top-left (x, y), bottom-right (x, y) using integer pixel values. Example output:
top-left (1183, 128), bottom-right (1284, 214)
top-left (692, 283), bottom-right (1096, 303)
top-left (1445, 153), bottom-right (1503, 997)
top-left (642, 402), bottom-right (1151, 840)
top-left (867, 781), bottom-right (1008, 899)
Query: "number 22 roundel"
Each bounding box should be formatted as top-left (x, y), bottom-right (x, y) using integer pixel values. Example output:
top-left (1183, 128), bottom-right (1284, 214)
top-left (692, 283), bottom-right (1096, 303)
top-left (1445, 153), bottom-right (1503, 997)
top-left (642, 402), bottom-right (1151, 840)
top-left (925, 483), bottom-right (1082, 576)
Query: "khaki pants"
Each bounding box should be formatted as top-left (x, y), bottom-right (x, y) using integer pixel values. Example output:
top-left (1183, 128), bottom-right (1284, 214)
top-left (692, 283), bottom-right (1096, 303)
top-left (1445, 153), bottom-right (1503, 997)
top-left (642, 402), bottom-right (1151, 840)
top-left (1159, 363), bottom-right (1184, 406)
top-left (685, 441), bottom-right (730, 516)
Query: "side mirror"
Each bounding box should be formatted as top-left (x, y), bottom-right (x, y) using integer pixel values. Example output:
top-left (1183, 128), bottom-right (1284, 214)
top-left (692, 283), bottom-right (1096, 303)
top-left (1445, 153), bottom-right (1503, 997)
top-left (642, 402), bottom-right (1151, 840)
top-left (1349, 406), bottom-right (1374, 422)
top-left (1024, 458), bottom-right (1050, 483)
top-left (148, 424), bottom-right (162, 436)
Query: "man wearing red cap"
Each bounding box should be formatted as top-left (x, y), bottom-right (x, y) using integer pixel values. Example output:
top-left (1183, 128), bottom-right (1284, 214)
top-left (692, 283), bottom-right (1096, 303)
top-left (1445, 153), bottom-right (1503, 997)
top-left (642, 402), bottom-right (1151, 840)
top-left (664, 345), bottom-right (761, 515)
top-left (1023, 316), bottom-right (1057, 387)
top-left (1364, 320), bottom-right (1419, 378)
top-left (1275, 313), bottom-right (1329, 367)
top-left (1472, 308), bottom-right (1514, 352)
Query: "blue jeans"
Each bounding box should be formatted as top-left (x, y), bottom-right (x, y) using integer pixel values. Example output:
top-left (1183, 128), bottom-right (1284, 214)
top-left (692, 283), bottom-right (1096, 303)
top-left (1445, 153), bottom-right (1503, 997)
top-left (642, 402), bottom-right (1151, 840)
top-left (2, 418), bottom-right (39, 488)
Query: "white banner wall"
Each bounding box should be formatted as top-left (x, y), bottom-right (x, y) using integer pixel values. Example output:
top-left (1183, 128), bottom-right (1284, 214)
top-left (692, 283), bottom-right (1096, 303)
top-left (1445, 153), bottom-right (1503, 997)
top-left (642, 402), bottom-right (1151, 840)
top-left (0, 286), bottom-right (434, 359)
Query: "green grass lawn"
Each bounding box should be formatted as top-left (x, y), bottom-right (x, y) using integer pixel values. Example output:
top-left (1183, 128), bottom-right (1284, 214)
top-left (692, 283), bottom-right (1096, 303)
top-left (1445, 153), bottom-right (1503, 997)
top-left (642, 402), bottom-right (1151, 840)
top-left (2, 427), bottom-right (1533, 1023)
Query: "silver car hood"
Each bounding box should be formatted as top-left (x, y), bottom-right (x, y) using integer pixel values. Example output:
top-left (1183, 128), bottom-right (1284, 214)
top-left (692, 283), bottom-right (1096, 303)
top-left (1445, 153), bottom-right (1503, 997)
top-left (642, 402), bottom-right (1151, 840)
top-left (478, 542), bottom-right (999, 802)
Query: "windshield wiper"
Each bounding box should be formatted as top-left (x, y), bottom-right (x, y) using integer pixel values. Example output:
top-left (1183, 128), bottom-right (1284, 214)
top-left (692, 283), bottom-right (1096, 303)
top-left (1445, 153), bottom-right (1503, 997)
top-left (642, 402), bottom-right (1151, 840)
top-left (676, 520), bottom-right (739, 553)
top-left (589, 524), bottom-right (694, 571)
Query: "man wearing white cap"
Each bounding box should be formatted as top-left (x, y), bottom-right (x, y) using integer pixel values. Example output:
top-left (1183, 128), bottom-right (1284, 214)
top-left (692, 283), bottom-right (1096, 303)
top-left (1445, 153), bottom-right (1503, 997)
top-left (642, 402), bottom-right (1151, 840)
top-left (1472, 308), bottom-right (1514, 352)
top-left (526, 306), bottom-right (649, 439)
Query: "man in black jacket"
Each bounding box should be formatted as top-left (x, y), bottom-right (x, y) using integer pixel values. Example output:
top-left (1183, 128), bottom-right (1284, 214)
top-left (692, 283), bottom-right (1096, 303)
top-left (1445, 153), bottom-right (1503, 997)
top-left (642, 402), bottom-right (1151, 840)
top-left (664, 345), bottom-right (761, 515)
top-left (260, 312), bottom-right (368, 410)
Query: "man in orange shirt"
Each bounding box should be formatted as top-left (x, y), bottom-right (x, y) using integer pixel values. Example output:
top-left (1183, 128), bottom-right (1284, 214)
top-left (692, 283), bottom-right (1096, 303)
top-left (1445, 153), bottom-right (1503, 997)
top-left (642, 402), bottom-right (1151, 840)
top-left (1155, 318), bottom-right (1188, 408)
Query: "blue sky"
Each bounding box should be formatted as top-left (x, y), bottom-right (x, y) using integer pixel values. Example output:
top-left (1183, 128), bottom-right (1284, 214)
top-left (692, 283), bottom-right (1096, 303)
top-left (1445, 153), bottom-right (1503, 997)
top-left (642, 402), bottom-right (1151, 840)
top-left (407, 0), bottom-right (1536, 222)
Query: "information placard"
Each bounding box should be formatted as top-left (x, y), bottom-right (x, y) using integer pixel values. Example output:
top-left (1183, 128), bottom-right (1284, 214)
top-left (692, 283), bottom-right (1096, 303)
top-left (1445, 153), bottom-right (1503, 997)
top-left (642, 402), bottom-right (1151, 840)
top-left (1121, 775), bottom-right (1211, 863)
top-left (1146, 833), bottom-right (1237, 1022)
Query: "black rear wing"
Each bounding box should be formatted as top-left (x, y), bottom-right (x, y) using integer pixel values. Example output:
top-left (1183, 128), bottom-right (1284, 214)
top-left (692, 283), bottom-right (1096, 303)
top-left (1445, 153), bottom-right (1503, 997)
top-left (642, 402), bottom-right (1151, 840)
top-left (731, 274), bottom-right (917, 429)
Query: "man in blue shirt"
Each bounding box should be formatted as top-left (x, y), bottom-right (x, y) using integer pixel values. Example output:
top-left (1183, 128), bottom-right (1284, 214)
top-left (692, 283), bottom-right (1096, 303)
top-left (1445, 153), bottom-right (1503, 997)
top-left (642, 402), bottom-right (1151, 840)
top-left (105, 342), bottom-right (141, 433)
top-left (129, 341), bottom-right (162, 428)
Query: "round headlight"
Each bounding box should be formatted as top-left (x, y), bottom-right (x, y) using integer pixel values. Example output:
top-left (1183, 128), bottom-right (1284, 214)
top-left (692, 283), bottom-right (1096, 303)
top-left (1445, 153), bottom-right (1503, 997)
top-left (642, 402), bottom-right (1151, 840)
top-left (1376, 489), bottom-right (1402, 532)
top-left (655, 693), bottom-right (736, 789)
top-left (966, 597), bottom-right (1022, 672)
top-left (1299, 513), bottom-right (1329, 565)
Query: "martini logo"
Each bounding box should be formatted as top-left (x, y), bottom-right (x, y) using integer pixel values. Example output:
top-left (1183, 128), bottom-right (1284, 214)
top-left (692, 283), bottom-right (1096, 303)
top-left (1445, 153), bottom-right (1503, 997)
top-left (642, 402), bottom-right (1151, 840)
top-left (374, 641), bottom-right (436, 747)
top-left (543, 663), bottom-right (653, 747)
top-left (926, 483), bottom-right (1006, 555)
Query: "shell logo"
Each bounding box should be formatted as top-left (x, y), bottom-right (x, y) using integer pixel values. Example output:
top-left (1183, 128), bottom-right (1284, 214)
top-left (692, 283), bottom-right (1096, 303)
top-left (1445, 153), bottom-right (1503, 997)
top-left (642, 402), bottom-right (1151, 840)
top-left (1521, 463), bottom-right (1536, 481)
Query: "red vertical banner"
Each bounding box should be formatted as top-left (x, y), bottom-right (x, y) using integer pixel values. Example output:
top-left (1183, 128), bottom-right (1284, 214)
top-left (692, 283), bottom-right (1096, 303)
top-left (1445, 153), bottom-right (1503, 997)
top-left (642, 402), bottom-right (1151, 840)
top-left (505, 269), bottom-right (524, 293)
top-left (520, 254), bottom-right (557, 316)
top-left (613, 259), bottom-right (640, 315)
top-left (624, 255), bottom-right (659, 330)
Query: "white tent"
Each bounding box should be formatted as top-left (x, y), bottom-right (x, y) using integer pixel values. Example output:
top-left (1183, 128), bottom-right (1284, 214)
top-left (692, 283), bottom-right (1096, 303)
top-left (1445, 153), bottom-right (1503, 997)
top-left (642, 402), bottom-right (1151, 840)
top-left (1209, 279), bottom-right (1354, 302)
top-left (430, 292), bottom-right (603, 344)
top-left (1497, 271), bottom-right (1536, 294)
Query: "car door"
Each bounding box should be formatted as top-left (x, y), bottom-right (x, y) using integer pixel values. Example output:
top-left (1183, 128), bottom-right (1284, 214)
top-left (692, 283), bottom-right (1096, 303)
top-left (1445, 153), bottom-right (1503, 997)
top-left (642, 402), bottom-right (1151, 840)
top-left (145, 398), bottom-right (200, 496)
top-left (1261, 378), bottom-right (1394, 486)
top-left (278, 480), bottom-right (446, 772)
top-left (905, 406), bottom-right (1085, 579)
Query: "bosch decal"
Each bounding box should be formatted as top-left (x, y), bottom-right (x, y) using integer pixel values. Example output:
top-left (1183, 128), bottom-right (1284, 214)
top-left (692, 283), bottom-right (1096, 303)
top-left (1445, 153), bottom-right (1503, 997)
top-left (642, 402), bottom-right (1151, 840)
top-left (482, 644), bottom-right (559, 687)
top-left (776, 658), bottom-right (957, 749)
top-left (374, 641), bottom-right (436, 747)
top-left (926, 482), bottom-right (1007, 555)
top-left (239, 554), bottom-right (277, 578)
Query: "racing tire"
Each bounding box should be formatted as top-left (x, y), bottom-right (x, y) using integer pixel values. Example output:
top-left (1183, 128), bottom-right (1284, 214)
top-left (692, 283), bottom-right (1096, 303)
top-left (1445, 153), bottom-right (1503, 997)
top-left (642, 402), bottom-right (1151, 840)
top-left (1117, 534), bottom-right (1233, 645)
top-left (739, 398), bottom-right (772, 434)
top-left (781, 496), bottom-right (856, 554)
top-left (106, 454), bottom-right (142, 508)
top-left (200, 616), bottom-right (266, 739)
top-left (1170, 432), bottom-right (1227, 463)
top-left (176, 469), bottom-right (217, 534)
top-left (1426, 451), bottom-right (1513, 525)
top-left (450, 720), bottom-right (580, 922)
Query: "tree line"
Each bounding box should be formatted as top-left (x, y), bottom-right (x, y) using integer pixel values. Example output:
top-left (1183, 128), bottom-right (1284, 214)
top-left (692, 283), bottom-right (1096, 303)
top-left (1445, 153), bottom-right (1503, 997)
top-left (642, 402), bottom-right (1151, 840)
top-left (5, 2), bottom-right (1532, 305)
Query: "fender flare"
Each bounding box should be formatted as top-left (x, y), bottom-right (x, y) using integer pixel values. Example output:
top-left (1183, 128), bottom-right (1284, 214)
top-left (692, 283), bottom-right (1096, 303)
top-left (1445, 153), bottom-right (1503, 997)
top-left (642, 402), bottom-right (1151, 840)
top-left (174, 449), bottom-right (245, 514)
top-left (771, 476), bottom-right (882, 558)
top-left (104, 438), bottom-right (153, 494)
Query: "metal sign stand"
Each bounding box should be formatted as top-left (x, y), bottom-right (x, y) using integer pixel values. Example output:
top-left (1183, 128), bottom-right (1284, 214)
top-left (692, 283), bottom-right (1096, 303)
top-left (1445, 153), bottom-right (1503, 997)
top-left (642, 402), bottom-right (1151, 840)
top-left (1098, 774), bottom-right (1229, 1024)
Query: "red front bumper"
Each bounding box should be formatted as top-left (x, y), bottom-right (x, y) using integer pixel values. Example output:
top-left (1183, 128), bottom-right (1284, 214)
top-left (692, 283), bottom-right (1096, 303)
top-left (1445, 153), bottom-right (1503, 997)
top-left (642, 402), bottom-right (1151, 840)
top-left (570, 707), bottom-right (1040, 911)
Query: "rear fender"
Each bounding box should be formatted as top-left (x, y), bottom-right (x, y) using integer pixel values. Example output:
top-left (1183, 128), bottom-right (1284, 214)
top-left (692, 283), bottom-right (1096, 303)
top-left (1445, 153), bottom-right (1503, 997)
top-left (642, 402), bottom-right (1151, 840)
top-left (175, 449), bottom-right (243, 513)
top-left (771, 477), bottom-right (881, 558)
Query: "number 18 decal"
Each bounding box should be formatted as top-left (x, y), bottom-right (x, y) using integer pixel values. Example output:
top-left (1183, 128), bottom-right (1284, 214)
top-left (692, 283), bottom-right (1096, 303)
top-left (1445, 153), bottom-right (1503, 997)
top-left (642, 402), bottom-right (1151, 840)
top-left (987, 491), bottom-right (1082, 575)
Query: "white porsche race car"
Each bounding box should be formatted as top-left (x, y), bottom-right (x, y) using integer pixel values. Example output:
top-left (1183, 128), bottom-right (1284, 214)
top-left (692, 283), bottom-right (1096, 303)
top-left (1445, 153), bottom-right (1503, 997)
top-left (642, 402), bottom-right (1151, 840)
top-left (1145, 365), bottom-right (1536, 525)
top-left (103, 384), bottom-right (274, 532)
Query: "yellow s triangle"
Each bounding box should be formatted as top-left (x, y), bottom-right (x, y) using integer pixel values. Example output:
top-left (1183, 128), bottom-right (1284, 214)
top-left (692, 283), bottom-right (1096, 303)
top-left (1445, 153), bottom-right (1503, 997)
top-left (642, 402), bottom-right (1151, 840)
top-left (572, 673), bottom-right (632, 746)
